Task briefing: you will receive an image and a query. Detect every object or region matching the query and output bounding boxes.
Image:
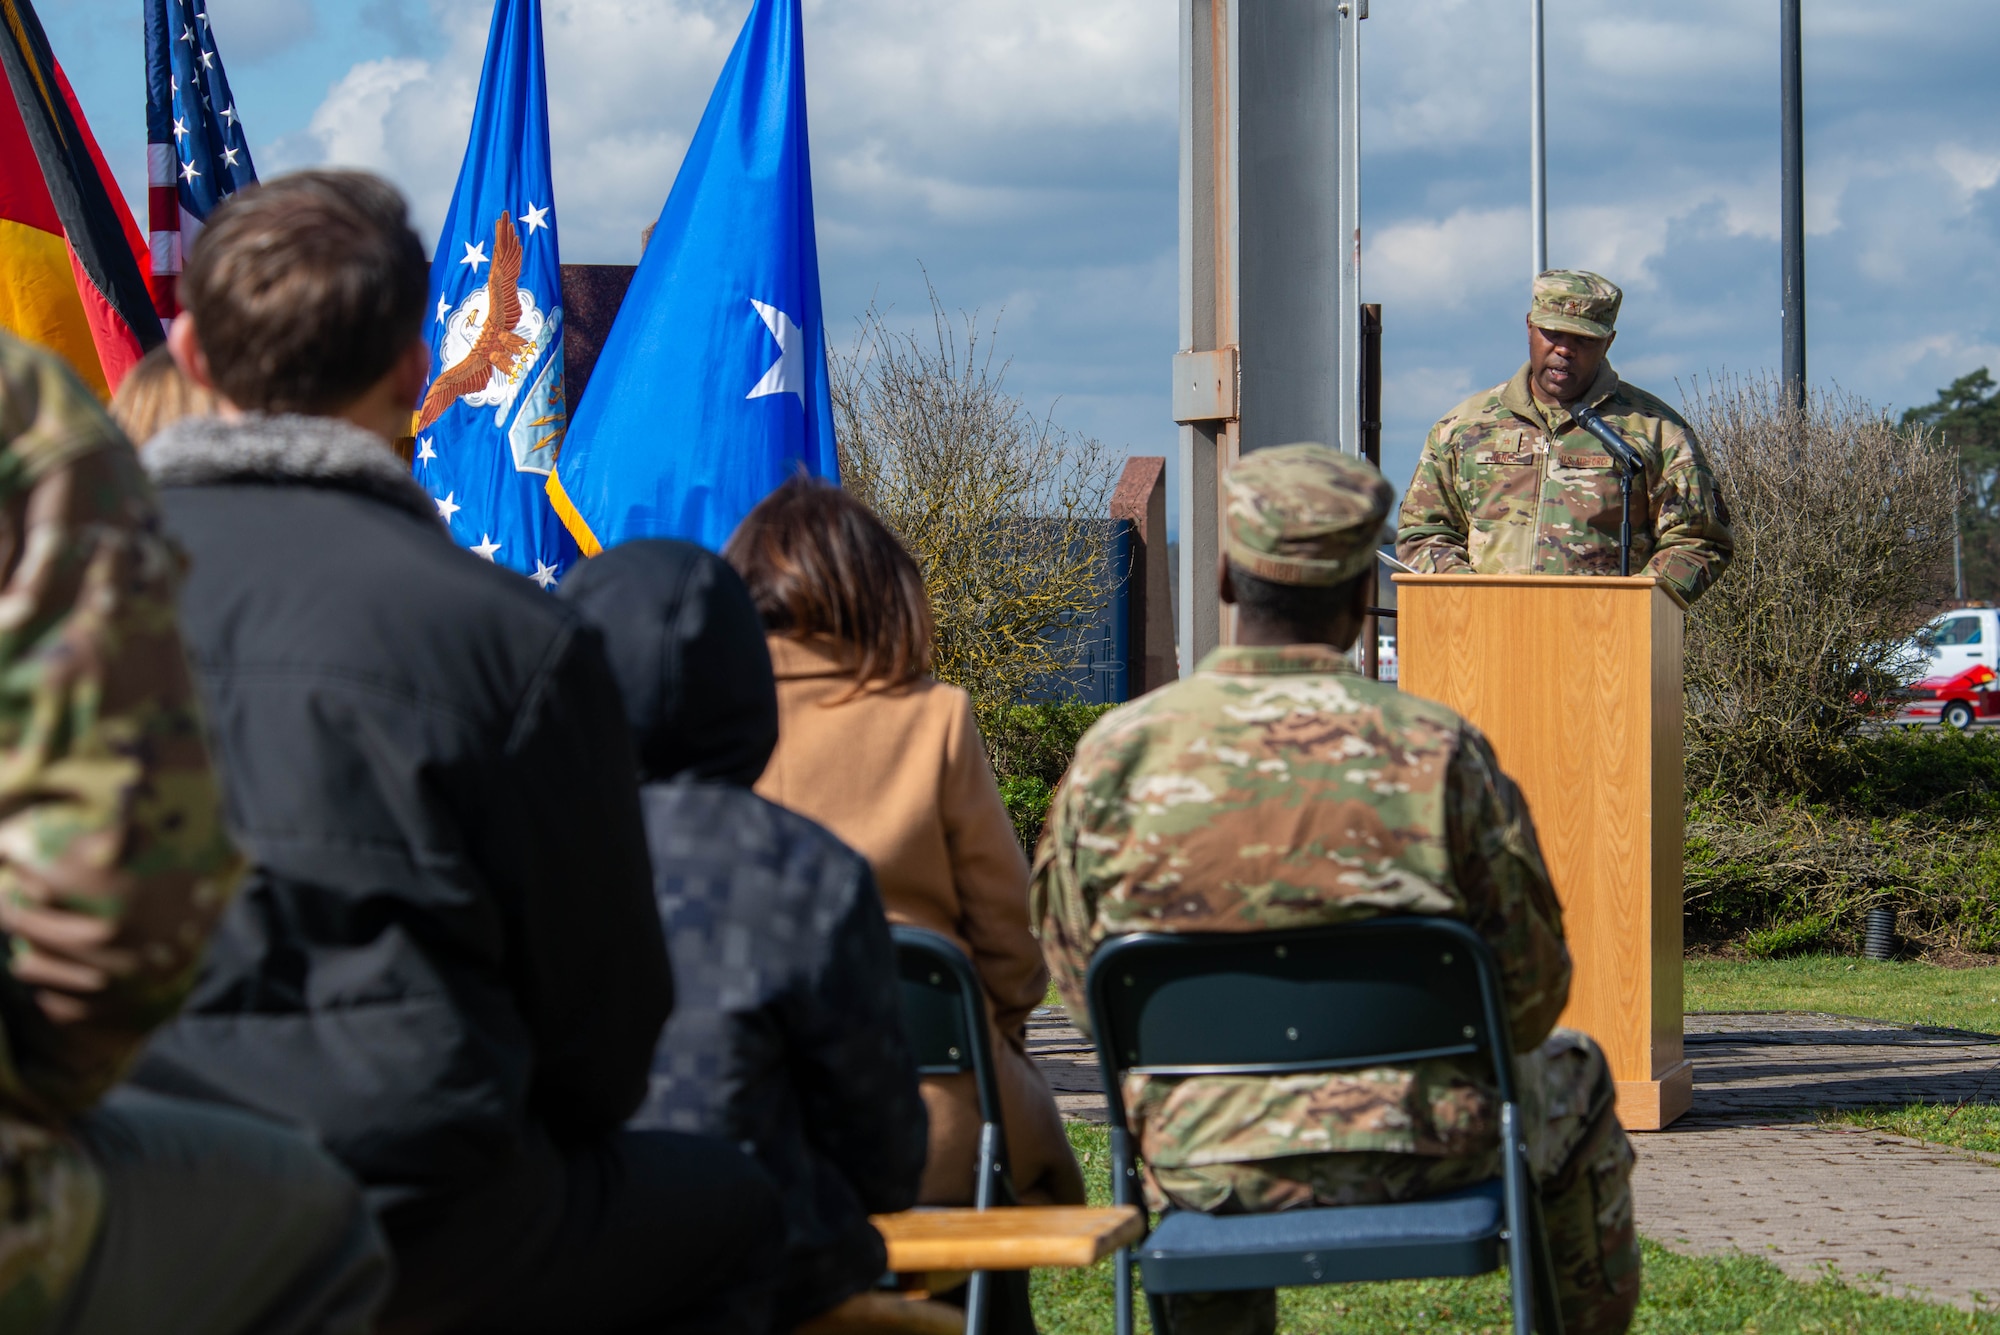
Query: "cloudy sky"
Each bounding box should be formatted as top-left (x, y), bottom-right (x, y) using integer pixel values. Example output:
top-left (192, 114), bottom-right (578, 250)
top-left (38, 0), bottom-right (2000, 508)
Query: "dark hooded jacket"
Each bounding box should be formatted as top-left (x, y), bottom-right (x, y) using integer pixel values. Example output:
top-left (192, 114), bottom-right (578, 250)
top-left (128, 414), bottom-right (670, 1205)
top-left (563, 540), bottom-right (927, 1327)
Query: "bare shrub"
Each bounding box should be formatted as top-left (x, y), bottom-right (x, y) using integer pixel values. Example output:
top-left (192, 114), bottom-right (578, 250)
top-left (831, 288), bottom-right (1119, 713)
top-left (1680, 375), bottom-right (1957, 794)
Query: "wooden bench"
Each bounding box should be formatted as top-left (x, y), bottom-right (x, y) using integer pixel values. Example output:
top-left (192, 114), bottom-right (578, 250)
top-left (797, 1207), bottom-right (1145, 1334)
top-left (873, 1204), bottom-right (1145, 1273)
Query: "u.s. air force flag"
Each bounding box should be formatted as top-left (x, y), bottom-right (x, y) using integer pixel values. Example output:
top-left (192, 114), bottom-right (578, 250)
top-left (414, 0), bottom-right (574, 588)
top-left (548, 0), bottom-right (837, 556)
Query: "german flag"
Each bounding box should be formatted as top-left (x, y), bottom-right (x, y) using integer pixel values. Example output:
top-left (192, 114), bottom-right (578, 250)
top-left (0, 0), bottom-right (161, 397)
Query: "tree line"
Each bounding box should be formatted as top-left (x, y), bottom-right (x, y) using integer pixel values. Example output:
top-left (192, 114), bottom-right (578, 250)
top-left (1902, 369), bottom-right (2000, 600)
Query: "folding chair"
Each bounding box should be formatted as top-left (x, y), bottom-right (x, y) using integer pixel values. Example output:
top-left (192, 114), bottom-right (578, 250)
top-left (1085, 917), bottom-right (1563, 1335)
top-left (892, 925), bottom-right (1014, 1335)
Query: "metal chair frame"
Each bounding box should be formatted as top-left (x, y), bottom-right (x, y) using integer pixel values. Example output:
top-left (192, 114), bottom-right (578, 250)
top-left (892, 925), bottom-right (1014, 1335)
top-left (1085, 917), bottom-right (1563, 1335)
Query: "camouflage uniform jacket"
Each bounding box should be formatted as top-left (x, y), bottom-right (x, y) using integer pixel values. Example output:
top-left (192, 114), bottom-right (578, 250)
top-left (1031, 645), bottom-right (1570, 1173)
top-left (1397, 361), bottom-right (1733, 604)
top-left (0, 334), bottom-right (240, 1328)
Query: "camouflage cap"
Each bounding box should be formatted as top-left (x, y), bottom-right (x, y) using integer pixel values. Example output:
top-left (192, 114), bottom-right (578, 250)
top-left (1224, 442), bottom-right (1392, 586)
top-left (1528, 269), bottom-right (1622, 339)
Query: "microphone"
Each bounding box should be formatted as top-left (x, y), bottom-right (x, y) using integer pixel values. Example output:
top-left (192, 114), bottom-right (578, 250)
top-left (1570, 403), bottom-right (1642, 577)
top-left (1572, 403), bottom-right (1645, 477)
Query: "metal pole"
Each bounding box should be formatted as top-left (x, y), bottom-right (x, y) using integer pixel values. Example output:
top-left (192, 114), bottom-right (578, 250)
top-left (1781, 0), bottom-right (1805, 409)
top-left (1953, 434), bottom-right (1967, 600)
top-left (1336, 1), bottom-right (1363, 456)
top-left (1361, 303), bottom-right (1382, 678)
top-left (1529, 0), bottom-right (1547, 279)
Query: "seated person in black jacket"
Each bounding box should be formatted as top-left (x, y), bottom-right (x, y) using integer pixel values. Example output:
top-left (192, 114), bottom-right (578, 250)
top-left (127, 170), bottom-right (781, 1335)
top-left (563, 540), bottom-right (930, 1331)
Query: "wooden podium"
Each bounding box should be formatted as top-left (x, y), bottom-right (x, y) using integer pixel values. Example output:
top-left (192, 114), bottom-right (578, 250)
top-left (1393, 574), bottom-right (1690, 1130)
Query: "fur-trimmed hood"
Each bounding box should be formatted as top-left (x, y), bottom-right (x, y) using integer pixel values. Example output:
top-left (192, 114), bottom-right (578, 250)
top-left (144, 414), bottom-right (438, 524)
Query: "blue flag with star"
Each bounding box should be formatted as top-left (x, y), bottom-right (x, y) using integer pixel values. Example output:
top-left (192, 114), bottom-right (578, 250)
top-left (549, 0), bottom-right (837, 556)
top-left (414, 0), bottom-right (574, 589)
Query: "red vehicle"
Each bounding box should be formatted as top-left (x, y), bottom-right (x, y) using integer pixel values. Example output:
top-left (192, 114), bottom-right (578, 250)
top-left (1897, 662), bottom-right (2000, 729)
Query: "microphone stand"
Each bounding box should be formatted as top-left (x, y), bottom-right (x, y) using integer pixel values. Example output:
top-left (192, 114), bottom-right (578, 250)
top-left (1572, 403), bottom-right (1645, 577)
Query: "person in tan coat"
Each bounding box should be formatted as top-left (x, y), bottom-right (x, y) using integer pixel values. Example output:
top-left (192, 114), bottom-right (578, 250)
top-left (726, 478), bottom-right (1086, 1212)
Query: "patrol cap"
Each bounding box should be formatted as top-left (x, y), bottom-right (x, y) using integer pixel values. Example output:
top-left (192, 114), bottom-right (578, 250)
top-left (1224, 443), bottom-right (1392, 587)
top-left (1528, 269), bottom-right (1622, 340)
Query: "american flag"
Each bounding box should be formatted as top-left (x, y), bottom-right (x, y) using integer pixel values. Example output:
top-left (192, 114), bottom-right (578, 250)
top-left (143, 0), bottom-right (256, 317)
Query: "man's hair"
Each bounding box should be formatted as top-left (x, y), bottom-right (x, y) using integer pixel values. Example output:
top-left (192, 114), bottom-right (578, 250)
top-left (1227, 562), bottom-right (1367, 630)
top-left (182, 170), bottom-right (428, 414)
top-left (724, 476), bottom-right (934, 691)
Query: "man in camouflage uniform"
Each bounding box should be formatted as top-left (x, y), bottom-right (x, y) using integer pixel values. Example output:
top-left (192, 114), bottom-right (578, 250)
top-left (1033, 443), bottom-right (1640, 1335)
top-left (1398, 270), bottom-right (1732, 604)
top-left (0, 330), bottom-right (388, 1333)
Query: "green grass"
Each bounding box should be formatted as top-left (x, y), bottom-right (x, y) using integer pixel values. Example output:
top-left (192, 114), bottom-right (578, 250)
top-left (1054, 955), bottom-right (2000, 1032)
top-left (1039, 959), bottom-right (2000, 1318)
top-left (1034, 1124), bottom-right (2000, 1332)
top-left (1826, 1104), bottom-right (2000, 1157)
top-left (1686, 956), bottom-right (2000, 1033)
top-left (1684, 956), bottom-right (2000, 1158)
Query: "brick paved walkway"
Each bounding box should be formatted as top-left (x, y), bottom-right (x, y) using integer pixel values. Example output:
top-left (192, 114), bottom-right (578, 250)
top-left (1026, 1005), bottom-right (1105, 1123)
top-left (1028, 1005), bottom-right (2000, 1309)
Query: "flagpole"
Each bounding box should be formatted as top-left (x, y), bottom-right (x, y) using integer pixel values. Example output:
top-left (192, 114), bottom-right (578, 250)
top-left (1780, 0), bottom-right (1805, 410)
top-left (1337, 1), bottom-right (1362, 457)
top-left (1529, 0), bottom-right (1547, 280)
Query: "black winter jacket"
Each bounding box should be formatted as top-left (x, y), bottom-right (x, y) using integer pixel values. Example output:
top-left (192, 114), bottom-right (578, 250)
top-left (130, 415), bottom-right (670, 1203)
top-left (563, 541), bottom-right (926, 1327)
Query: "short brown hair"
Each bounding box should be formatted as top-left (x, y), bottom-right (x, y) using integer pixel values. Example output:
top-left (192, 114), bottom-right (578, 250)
top-left (182, 169), bottom-right (428, 414)
top-left (110, 344), bottom-right (222, 445)
top-left (724, 477), bottom-right (934, 690)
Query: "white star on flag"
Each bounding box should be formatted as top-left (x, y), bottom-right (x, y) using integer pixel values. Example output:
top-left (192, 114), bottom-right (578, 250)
top-left (521, 202), bottom-right (550, 235)
top-left (460, 241), bottom-right (488, 271)
top-left (529, 561), bottom-right (559, 590)
top-left (172, 116), bottom-right (187, 141)
top-left (435, 296), bottom-right (449, 324)
top-left (180, 23), bottom-right (194, 43)
top-left (746, 299), bottom-right (803, 405)
top-left (221, 145), bottom-right (239, 168)
top-left (416, 437), bottom-right (437, 462)
top-left (200, 49), bottom-right (214, 69)
top-left (220, 104), bottom-right (237, 127)
top-left (180, 160), bottom-right (201, 184)
top-left (435, 492), bottom-right (460, 522)
top-left (472, 535), bottom-right (502, 561)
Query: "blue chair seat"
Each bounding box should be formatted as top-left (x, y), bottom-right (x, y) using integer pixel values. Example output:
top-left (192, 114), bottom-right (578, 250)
top-left (1138, 1180), bottom-right (1505, 1293)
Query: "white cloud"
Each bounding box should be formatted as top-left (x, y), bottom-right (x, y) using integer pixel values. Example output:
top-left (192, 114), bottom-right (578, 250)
top-left (265, 0), bottom-right (1177, 457)
top-left (807, 0), bottom-right (1171, 133)
top-left (1937, 145), bottom-right (2000, 200)
top-left (1384, 364), bottom-right (1484, 423)
top-left (1361, 0), bottom-right (1515, 155)
top-left (279, 0), bottom-right (1178, 251)
top-left (1884, 333), bottom-right (2000, 385)
top-left (1369, 207), bottom-right (1525, 308)
top-left (165, 0), bottom-right (2000, 478)
top-left (1550, 204), bottom-right (1674, 291)
top-left (287, 57), bottom-right (435, 176)
top-left (204, 0), bottom-right (315, 62)
top-left (1575, 12), bottom-right (1768, 90)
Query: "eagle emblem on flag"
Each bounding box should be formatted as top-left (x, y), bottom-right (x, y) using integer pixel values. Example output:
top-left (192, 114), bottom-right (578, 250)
top-left (420, 211), bottom-right (565, 475)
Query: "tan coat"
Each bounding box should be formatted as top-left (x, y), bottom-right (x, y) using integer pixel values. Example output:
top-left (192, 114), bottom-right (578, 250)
top-left (756, 636), bottom-right (1085, 1207)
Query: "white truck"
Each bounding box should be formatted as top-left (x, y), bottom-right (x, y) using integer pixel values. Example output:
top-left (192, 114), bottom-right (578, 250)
top-left (1898, 607), bottom-right (2000, 728)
